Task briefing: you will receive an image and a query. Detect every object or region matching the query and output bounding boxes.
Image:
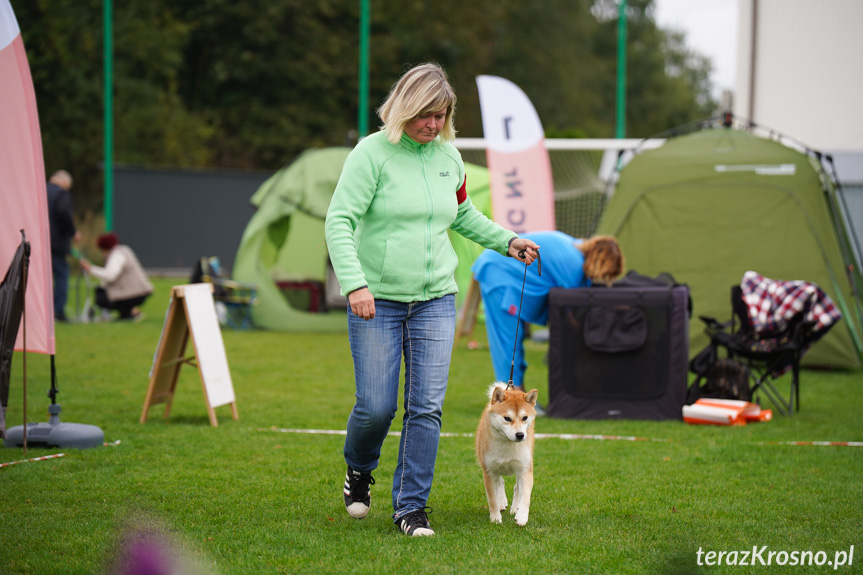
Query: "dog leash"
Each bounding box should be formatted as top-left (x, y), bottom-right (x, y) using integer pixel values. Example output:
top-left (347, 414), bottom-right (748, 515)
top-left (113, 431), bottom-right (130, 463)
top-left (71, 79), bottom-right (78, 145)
top-left (507, 248), bottom-right (541, 390)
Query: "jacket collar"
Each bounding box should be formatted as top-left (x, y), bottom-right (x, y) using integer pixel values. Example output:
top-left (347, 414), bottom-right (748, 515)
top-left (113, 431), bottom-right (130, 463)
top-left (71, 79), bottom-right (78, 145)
top-left (400, 132), bottom-right (435, 151)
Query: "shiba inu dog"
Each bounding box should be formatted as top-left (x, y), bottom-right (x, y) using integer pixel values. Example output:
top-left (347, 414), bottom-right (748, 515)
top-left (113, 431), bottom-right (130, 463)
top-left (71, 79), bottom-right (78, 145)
top-left (475, 382), bottom-right (538, 526)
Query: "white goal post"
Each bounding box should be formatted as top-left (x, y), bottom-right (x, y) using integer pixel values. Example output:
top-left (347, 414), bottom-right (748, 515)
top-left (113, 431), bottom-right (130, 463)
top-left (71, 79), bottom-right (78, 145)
top-left (454, 138), bottom-right (664, 238)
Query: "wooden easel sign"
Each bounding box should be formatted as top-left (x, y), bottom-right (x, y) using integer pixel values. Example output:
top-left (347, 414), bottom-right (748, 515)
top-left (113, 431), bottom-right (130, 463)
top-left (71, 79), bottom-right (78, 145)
top-left (454, 276), bottom-right (482, 347)
top-left (141, 283), bottom-right (239, 426)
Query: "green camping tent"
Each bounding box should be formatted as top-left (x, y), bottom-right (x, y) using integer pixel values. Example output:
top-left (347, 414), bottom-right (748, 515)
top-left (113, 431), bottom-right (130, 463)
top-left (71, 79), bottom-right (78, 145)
top-left (232, 147), bottom-right (493, 331)
top-left (596, 128), bottom-right (863, 369)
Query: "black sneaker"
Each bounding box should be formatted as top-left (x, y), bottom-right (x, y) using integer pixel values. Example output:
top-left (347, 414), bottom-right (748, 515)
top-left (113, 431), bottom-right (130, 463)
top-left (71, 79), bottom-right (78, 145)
top-left (396, 508), bottom-right (434, 537)
top-left (343, 466), bottom-right (375, 519)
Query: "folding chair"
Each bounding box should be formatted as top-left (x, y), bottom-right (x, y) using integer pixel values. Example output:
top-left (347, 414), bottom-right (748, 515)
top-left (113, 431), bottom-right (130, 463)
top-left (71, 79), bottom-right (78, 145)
top-left (698, 275), bottom-right (841, 416)
top-left (190, 257), bottom-right (257, 330)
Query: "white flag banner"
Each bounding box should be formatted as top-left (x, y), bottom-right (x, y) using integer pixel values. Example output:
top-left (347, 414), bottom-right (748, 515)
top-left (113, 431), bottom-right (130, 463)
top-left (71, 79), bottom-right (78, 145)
top-left (476, 75), bottom-right (555, 233)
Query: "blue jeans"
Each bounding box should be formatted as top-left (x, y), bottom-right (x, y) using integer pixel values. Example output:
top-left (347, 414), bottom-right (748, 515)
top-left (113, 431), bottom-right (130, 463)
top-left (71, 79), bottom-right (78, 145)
top-left (343, 294), bottom-right (455, 521)
top-left (52, 253), bottom-right (70, 318)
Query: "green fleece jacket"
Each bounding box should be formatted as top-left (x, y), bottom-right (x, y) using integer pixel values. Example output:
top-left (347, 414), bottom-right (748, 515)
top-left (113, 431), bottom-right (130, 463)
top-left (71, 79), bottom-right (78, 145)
top-left (325, 130), bottom-right (515, 303)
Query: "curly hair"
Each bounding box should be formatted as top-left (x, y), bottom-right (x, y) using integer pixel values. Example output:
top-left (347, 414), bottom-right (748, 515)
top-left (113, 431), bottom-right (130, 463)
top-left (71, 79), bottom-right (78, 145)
top-left (579, 235), bottom-right (624, 286)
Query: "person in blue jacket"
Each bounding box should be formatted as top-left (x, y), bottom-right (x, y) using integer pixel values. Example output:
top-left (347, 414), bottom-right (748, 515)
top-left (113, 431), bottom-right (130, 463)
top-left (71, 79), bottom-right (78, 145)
top-left (471, 232), bottom-right (624, 400)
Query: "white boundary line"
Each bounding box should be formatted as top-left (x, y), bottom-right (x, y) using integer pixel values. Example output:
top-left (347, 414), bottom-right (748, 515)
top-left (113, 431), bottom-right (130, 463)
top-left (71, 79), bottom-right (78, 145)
top-left (534, 433), bottom-right (671, 442)
top-left (263, 428), bottom-right (863, 446)
top-left (262, 428), bottom-right (670, 443)
top-left (0, 453), bottom-right (65, 468)
top-left (1, 442), bottom-right (119, 468)
top-left (758, 441), bottom-right (863, 447)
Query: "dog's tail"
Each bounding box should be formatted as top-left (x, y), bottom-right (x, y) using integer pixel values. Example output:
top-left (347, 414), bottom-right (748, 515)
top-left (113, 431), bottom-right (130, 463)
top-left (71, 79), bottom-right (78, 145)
top-left (487, 382), bottom-right (508, 398)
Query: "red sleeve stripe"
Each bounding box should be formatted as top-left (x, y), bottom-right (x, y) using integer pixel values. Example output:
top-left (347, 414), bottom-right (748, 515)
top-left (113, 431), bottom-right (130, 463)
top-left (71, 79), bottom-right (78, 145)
top-left (456, 175), bottom-right (467, 204)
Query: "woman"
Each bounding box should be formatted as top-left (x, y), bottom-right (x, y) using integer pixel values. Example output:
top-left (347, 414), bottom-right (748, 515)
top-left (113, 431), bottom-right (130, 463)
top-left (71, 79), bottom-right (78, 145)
top-left (471, 232), bottom-right (623, 399)
top-left (79, 232), bottom-right (153, 321)
top-left (325, 62), bottom-right (538, 536)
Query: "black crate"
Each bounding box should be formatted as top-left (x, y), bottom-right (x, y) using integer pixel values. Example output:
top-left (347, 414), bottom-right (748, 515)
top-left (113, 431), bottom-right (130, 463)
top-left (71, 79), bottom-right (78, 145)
top-left (547, 285), bottom-right (690, 420)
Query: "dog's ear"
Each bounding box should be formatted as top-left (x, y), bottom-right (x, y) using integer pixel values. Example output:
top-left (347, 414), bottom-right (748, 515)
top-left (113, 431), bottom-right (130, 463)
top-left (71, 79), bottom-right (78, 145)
top-left (491, 386), bottom-right (507, 405)
top-left (525, 389), bottom-right (538, 406)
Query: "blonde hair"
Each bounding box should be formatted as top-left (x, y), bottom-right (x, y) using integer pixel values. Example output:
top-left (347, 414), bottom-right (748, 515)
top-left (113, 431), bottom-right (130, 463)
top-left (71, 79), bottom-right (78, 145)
top-left (377, 62), bottom-right (457, 144)
top-left (579, 235), bottom-right (624, 286)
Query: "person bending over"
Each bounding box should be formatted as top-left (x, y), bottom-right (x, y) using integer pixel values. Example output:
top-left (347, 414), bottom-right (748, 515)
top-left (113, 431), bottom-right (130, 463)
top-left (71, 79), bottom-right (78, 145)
top-left (471, 232), bottom-right (623, 402)
top-left (79, 232), bottom-right (153, 321)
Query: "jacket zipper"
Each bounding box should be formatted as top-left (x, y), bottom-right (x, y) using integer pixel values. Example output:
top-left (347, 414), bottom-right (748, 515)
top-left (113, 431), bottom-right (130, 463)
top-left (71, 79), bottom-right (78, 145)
top-left (417, 145), bottom-right (434, 300)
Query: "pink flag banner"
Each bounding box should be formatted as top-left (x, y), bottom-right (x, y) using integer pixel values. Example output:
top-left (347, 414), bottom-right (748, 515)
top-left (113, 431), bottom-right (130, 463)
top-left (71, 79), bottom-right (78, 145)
top-left (476, 75), bottom-right (555, 234)
top-left (0, 0), bottom-right (55, 354)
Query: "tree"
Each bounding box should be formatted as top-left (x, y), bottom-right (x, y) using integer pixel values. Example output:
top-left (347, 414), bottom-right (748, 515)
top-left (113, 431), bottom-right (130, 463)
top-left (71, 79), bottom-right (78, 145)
top-left (17, 0), bottom-right (105, 214)
top-left (172, 0), bottom-right (362, 168)
top-left (16, 0), bottom-right (717, 214)
top-left (591, 0), bottom-right (715, 137)
top-left (16, 0), bottom-right (210, 214)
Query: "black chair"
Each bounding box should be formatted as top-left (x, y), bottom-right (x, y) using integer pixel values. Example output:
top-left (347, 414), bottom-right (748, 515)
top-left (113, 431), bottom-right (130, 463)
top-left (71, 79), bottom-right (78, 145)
top-left (189, 256), bottom-right (257, 330)
top-left (1, 232), bottom-right (30, 439)
top-left (698, 285), bottom-right (821, 416)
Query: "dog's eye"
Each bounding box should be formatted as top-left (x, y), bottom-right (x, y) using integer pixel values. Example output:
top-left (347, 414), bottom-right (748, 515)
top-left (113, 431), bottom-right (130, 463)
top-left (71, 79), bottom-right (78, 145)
top-left (504, 416), bottom-right (512, 422)
top-left (522, 416), bottom-right (528, 422)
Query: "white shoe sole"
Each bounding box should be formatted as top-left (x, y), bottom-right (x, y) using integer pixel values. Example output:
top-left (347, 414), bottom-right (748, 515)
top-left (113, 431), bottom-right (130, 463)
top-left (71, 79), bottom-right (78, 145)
top-left (345, 501), bottom-right (369, 519)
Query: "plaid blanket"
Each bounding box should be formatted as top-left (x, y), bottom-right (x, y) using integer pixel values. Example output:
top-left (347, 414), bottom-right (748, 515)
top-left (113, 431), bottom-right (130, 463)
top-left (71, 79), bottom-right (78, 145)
top-left (741, 271), bottom-right (842, 338)
top-left (739, 272), bottom-right (842, 375)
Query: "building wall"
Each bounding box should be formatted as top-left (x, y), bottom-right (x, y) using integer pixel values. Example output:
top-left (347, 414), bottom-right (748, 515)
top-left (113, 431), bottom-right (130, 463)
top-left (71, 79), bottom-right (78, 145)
top-left (113, 166), bottom-right (271, 274)
top-left (832, 153), bottom-right (863, 260)
top-left (843, 185), bottom-right (863, 259)
top-left (735, 0), bottom-right (863, 151)
top-left (735, 0), bottom-right (863, 258)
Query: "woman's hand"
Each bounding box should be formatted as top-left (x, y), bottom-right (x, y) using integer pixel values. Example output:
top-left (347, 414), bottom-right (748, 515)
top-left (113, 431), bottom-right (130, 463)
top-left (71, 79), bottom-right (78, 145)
top-left (348, 287), bottom-right (375, 320)
top-left (508, 238), bottom-right (540, 265)
top-left (79, 258), bottom-right (91, 272)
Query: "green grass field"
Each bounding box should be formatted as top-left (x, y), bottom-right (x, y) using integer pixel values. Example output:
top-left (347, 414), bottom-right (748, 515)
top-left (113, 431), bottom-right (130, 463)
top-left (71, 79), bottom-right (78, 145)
top-left (2, 277), bottom-right (861, 574)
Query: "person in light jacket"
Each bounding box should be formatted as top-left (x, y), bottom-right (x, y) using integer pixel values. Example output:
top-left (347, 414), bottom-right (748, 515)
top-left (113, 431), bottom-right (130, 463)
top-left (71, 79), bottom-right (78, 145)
top-left (325, 62), bottom-right (539, 537)
top-left (79, 232), bottom-right (153, 321)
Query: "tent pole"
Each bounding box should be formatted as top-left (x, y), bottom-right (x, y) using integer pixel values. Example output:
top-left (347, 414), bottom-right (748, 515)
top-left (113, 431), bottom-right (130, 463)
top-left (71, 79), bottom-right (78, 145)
top-left (821, 156), bottom-right (863, 351)
top-left (825, 155), bottom-right (863, 268)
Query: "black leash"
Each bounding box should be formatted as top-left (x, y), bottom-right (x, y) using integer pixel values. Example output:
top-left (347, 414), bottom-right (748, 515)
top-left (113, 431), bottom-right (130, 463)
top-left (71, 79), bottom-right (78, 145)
top-left (507, 248), bottom-right (541, 390)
